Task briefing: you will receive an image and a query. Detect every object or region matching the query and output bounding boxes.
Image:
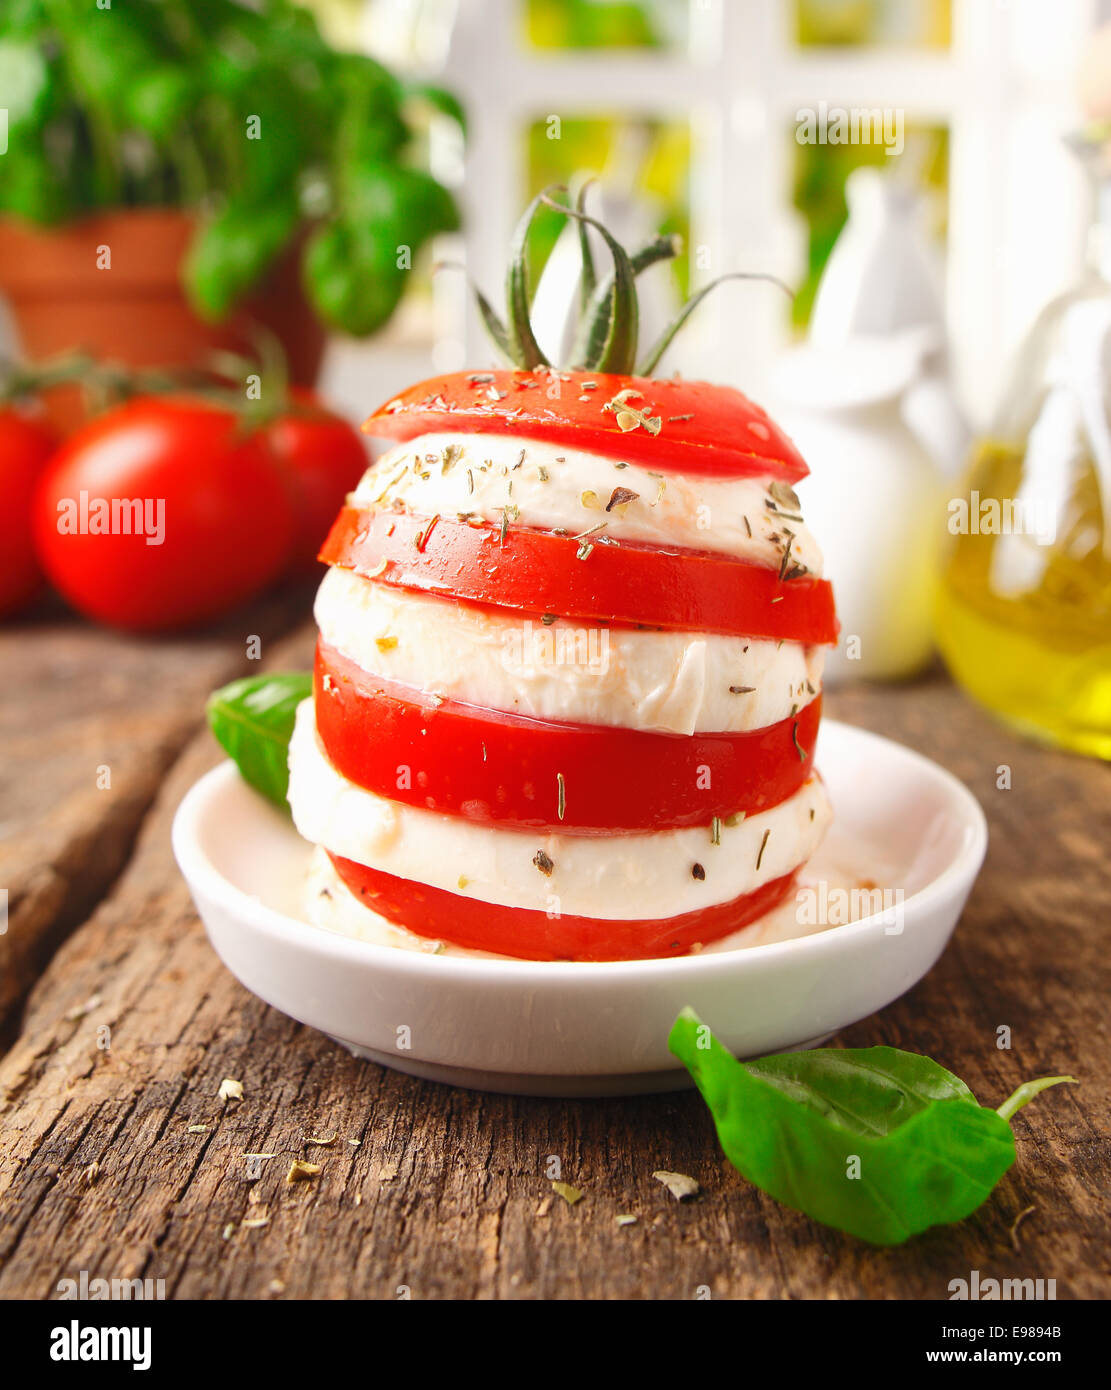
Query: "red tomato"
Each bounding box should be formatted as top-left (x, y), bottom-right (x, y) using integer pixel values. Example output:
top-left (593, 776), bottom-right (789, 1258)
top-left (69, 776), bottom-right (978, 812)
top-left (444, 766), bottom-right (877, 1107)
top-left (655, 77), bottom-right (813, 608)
top-left (365, 370), bottom-right (809, 481)
top-left (319, 505), bottom-right (839, 645)
top-left (263, 389), bottom-right (368, 574)
top-left (33, 397), bottom-right (296, 631)
top-left (329, 852), bottom-right (799, 961)
top-left (315, 639), bottom-right (821, 833)
top-left (0, 408), bottom-right (57, 618)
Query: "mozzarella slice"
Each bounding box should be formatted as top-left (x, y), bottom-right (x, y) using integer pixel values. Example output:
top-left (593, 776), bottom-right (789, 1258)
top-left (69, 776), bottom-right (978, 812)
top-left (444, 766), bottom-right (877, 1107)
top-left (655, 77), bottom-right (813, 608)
top-left (316, 566), bottom-right (823, 736)
top-left (288, 699), bottom-right (833, 922)
top-left (303, 840), bottom-right (881, 957)
top-left (353, 433), bottom-right (824, 576)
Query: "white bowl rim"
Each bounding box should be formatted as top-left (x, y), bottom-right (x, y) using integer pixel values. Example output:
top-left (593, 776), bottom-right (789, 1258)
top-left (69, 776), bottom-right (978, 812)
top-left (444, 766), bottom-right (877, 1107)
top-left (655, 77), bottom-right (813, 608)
top-left (172, 718), bottom-right (987, 985)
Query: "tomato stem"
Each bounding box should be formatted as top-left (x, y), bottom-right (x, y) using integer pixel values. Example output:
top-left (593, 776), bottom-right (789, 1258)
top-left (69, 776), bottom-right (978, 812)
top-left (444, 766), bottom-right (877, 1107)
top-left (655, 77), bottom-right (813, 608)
top-left (2, 331), bottom-right (295, 435)
top-left (0, 351), bottom-right (97, 406)
top-left (638, 271), bottom-right (792, 377)
top-left (505, 190), bottom-right (557, 370)
top-left (467, 193), bottom-right (794, 377)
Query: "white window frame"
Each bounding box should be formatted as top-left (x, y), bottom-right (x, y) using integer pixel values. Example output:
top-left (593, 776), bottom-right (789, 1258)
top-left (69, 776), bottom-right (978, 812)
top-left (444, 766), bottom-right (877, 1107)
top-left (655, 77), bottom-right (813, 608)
top-left (353, 0), bottom-right (1103, 426)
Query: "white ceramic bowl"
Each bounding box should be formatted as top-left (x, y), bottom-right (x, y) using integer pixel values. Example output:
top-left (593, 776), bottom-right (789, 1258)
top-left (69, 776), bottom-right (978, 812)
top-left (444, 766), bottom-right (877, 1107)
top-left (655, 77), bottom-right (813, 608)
top-left (172, 719), bottom-right (986, 1096)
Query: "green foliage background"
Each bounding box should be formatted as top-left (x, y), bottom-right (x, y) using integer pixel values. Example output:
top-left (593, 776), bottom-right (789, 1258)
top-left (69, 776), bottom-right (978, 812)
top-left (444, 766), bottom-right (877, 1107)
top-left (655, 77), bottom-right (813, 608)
top-left (0, 0), bottom-right (461, 336)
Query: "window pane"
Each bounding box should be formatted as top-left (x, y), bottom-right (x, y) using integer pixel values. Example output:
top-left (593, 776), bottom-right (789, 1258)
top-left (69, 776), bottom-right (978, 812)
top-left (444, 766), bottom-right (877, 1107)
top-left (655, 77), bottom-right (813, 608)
top-left (523, 0), bottom-right (688, 51)
top-left (791, 122), bottom-right (948, 329)
top-left (795, 0), bottom-right (951, 48)
top-left (525, 115), bottom-right (691, 300)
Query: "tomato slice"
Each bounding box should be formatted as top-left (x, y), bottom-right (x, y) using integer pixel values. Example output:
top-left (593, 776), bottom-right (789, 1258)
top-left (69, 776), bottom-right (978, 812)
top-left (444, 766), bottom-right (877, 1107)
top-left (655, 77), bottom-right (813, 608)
top-left (319, 507), bottom-right (838, 646)
top-left (364, 370), bottom-right (809, 482)
top-left (328, 852), bottom-right (799, 961)
top-left (316, 640), bottom-right (820, 833)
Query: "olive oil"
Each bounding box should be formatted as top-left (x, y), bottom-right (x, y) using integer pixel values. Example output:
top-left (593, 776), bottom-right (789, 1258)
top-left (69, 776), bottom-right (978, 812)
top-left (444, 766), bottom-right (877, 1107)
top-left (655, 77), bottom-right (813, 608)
top-left (936, 440), bottom-right (1111, 758)
top-left (936, 124), bottom-right (1111, 759)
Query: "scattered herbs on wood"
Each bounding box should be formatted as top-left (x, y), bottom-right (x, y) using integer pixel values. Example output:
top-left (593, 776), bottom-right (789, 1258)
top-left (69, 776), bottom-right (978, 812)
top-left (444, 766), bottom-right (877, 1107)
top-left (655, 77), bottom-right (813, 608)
top-left (653, 1170), bottom-right (700, 1201)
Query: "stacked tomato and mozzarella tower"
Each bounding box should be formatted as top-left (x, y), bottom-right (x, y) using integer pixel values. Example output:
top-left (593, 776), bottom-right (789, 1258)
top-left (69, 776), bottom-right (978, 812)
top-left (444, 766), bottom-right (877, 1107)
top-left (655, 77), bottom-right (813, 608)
top-left (287, 370), bottom-right (839, 962)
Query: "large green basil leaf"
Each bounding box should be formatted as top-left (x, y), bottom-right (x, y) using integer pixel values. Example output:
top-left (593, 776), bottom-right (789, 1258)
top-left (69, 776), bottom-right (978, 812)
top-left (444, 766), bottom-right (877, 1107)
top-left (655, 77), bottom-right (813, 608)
top-left (331, 52), bottom-right (408, 166)
top-left (339, 162), bottom-right (459, 241)
top-left (312, 162), bottom-right (458, 334)
top-left (302, 216), bottom-right (407, 336)
top-left (206, 672), bottom-right (311, 810)
top-left (184, 191), bottom-right (300, 321)
top-left (670, 1008), bottom-right (1074, 1246)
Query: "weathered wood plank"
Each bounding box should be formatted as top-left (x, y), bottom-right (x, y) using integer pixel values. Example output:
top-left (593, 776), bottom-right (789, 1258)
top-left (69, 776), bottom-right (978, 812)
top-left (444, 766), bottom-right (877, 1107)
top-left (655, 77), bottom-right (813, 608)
top-left (0, 590), bottom-right (312, 1031)
top-left (0, 648), bottom-right (1107, 1300)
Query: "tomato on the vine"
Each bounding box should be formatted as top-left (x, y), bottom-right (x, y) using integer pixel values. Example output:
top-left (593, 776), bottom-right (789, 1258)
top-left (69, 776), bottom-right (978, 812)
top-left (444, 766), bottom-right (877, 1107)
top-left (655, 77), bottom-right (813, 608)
top-left (33, 397), bottom-right (297, 631)
top-left (262, 388), bottom-right (369, 574)
top-left (0, 409), bottom-right (57, 618)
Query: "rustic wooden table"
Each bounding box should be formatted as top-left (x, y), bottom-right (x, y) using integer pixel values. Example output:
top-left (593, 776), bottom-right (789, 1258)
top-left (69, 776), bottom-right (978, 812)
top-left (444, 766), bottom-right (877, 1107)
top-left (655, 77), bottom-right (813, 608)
top-left (1, 603), bottom-right (1108, 1301)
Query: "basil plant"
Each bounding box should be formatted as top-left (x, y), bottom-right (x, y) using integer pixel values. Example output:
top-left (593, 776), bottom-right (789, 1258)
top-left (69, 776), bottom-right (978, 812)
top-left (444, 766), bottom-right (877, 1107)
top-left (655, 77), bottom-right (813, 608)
top-left (0, 0), bottom-right (462, 334)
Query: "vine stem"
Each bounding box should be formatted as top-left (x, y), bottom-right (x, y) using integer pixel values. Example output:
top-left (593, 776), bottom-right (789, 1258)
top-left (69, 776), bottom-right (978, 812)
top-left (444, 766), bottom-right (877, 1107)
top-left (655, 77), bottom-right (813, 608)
top-left (996, 1075), bottom-right (1077, 1123)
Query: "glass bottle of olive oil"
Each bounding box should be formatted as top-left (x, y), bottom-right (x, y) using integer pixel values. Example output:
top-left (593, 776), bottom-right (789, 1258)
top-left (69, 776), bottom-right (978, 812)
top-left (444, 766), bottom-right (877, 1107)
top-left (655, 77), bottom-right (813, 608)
top-left (936, 147), bottom-right (1111, 759)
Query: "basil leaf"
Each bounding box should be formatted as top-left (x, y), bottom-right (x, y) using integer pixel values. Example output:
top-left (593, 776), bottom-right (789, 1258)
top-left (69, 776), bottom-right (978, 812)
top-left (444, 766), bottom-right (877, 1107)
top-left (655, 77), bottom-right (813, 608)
top-left (333, 53), bottom-right (409, 164)
top-left (304, 155), bottom-right (461, 341)
top-left (669, 1008), bottom-right (1076, 1246)
top-left (206, 673), bottom-right (311, 810)
top-left (185, 192), bottom-right (300, 321)
top-left (303, 216), bottom-right (408, 337)
top-left (0, 39), bottom-right (49, 127)
top-left (0, 145), bottom-right (71, 224)
top-left (743, 1045), bottom-right (978, 1130)
top-left (402, 80), bottom-right (467, 135)
top-left (338, 161), bottom-right (460, 241)
top-left (126, 67), bottom-right (195, 140)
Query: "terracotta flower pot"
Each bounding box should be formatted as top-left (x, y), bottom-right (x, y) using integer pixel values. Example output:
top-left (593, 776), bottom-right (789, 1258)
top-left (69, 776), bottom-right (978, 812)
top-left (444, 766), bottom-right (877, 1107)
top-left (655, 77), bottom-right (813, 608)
top-left (0, 208), bottom-right (327, 433)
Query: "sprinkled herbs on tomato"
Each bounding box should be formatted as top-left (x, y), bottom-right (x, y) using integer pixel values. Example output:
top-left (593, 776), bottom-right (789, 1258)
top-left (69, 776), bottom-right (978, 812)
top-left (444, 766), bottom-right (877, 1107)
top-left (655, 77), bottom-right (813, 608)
top-left (319, 507), bottom-right (838, 645)
top-left (366, 371), bottom-right (809, 482)
top-left (314, 640), bottom-right (821, 833)
top-left (328, 853), bottom-right (800, 962)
